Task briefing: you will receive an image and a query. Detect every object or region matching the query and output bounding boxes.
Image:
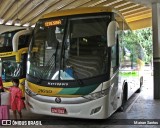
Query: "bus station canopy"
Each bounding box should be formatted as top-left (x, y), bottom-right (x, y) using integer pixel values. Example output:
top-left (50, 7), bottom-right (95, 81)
top-left (0, 0), bottom-right (159, 30)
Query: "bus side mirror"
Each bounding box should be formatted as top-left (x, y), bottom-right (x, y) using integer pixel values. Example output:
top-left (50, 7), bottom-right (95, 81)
top-left (107, 21), bottom-right (119, 47)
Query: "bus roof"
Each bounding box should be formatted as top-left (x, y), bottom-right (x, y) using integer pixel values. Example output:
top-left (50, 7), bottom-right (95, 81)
top-left (41, 7), bottom-right (130, 30)
top-left (42, 7), bottom-right (119, 19)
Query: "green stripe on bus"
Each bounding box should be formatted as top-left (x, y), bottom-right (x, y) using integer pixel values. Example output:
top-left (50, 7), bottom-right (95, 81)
top-left (73, 84), bottom-right (99, 95)
top-left (120, 71), bottom-right (139, 77)
top-left (58, 84), bottom-right (99, 95)
top-left (58, 87), bottom-right (80, 95)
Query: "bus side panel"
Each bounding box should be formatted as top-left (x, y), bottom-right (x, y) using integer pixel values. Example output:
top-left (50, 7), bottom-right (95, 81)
top-left (119, 45), bottom-right (142, 100)
top-left (108, 71), bottom-right (123, 116)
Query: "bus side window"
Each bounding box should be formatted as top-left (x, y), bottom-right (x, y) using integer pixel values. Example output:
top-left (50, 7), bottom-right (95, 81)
top-left (111, 42), bottom-right (118, 76)
top-left (19, 35), bottom-right (31, 47)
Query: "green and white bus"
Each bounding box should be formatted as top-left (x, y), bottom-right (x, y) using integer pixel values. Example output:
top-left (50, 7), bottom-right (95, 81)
top-left (25, 7), bottom-right (144, 119)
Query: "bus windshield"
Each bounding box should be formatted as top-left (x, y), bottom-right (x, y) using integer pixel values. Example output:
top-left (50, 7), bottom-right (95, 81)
top-left (0, 30), bottom-right (30, 49)
top-left (1, 55), bottom-right (26, 82)
top-left (28, 15), bottom-right (109, 80)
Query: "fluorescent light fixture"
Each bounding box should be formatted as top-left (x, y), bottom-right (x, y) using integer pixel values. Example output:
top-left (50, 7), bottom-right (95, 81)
top-left (14, 18), bottom-right (21, 26)
top-left (114, 2), bottom-right (131, 8)
top-left (104, 0), bottom-right (123, 7)
top-left (5, 20), bottom-right (13, 25)
top-left (56, 4), bottom-right (65, 10)
top-left (15, 23), bottom-right (21, 26)
top-left (23, 23), bottom-right (30, 27)
top-left (89, 0), bottom-right (107, 7)
top-left (0, 18), bottom-right (4, 24)
top-left (31, 24), bottom-right (35, 28)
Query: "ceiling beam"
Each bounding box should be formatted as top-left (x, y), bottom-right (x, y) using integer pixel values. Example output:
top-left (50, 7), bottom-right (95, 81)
top-left (114, 1), bottom-right (131, 8)
top-left (122, 7), bottom-right (148, 15)
top-left (55, 0), bottom-right (77, 11)
top-left (88, 0), bottom-right (108, 7)
top-left (119, 4), bottom-right (143, 12)
top-left (108, 1), bottom-right (131, 8)
top-left (87, 0), bottom-right (122, 7)
top-left (103, 0), bottom-right (125, 7)
top-left (58, 0), bottom-right (89, 10)
top-left (76, 0), bottom-right (100, 7)
top-left (21, 0), bottom-right (61, 25)
top-left (128, 17), bottom-right (152, 30)
top-left (26, 0), bottom-right (76, 23)
top-left (124, 9), bottom-right (151, 18)
top-left (126, 12), bottom-right (152, 22)
top-left (0, 0), bottom-right (16, 18)
top-left (29, 0), bottom-right (94, 26)
top-left (128, 0), bottom-right (153, 8)
top-left (73, 0), bottom-right (92, 8)
top-left (115, 3), bottom-right (136, 10)
top-left (0, 0), bottom-right (3, 6)
top-left (0, 0), bottom-right (5, 16)
top-left (3, 0), bottom-right (32, 24)
top-left (20, 0), bottom-right (45, 21)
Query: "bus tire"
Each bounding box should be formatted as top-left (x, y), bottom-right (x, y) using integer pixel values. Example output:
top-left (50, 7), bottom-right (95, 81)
top-left (118, 82), bottom-right (128, 112)
top-left (123, 82), bottom-right (128, 101)
top-left (136, 77), bottom-right (143, 93)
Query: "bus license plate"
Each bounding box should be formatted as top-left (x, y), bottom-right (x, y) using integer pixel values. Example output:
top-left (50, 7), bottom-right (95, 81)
top-left (51, 107), bottom-right (67, 114)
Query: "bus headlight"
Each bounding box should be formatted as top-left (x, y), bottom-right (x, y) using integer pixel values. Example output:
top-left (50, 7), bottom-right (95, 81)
top-left (83, 87), bottom-right (110, 100)
top-left (25, 87), bottom-right (37, 97)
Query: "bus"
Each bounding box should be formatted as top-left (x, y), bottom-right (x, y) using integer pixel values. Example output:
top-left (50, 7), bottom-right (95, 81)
top-left (0, 29), bottom-right (31, 96)
top-left (25, 7), bottom-right (144, 119)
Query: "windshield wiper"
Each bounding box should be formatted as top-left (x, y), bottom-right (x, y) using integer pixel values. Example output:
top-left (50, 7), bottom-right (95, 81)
top-left (35, 53), bottom-right (56, 83)
top-left (42, 54), bottom-right (55, 78)
top-left (42, 42), bottom-right (60, 79)
top-left (35, 42), bottom-right (59, 83)
top-left (58, 19), bottom-right (68, 80)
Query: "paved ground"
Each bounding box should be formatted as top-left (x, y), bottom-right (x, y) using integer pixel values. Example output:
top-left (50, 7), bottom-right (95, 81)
top-left (2, 67), bottom-right (159, 128)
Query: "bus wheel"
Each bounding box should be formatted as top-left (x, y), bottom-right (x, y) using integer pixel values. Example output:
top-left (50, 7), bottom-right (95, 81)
top-left (118, 83), bottom-right (128, 112)
top-left (136, 77), bottom-right (143, 93)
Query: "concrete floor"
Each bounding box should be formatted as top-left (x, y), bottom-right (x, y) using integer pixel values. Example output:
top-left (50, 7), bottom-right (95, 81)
top-left (2, 68), bottom-right (160, 128)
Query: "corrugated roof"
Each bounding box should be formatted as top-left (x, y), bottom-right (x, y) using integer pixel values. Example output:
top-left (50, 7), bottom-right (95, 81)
top-left (0, 0), bottom-right (156, 30)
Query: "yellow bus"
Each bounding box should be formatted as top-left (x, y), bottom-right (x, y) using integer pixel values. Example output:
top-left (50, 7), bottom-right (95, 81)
top-left (25, 7), bottom-right (144, 119)
top-left (0, 29), bottom-right (31, 96)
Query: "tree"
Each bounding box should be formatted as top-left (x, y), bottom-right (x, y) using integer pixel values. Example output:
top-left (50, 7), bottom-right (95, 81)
top-left (123, 28), bottom-right (152, 64)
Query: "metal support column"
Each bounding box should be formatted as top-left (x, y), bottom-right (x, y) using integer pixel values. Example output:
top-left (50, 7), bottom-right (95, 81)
top-left (152, 3), bottom-right (160, 99)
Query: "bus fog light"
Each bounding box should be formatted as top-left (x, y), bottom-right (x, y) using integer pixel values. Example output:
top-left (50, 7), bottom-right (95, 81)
top-left (90, 106), bottom-right (101, 115)
top-left (27, 101), bottom-right (33, 109)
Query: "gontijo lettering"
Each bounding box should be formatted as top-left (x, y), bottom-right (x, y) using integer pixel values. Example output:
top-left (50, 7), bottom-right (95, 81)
top-left (45, 20), bottom-right (61, 26)
top-left (48, 82), bottom-right (68, 86)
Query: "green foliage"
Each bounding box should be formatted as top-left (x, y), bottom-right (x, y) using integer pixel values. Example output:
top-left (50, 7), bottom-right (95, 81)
top-left (123, 28), bottom-right (152, 64)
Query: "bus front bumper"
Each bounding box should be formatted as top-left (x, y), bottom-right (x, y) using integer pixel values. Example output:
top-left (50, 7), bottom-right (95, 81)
top-left (25, 93), bottom-right (111, 119)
